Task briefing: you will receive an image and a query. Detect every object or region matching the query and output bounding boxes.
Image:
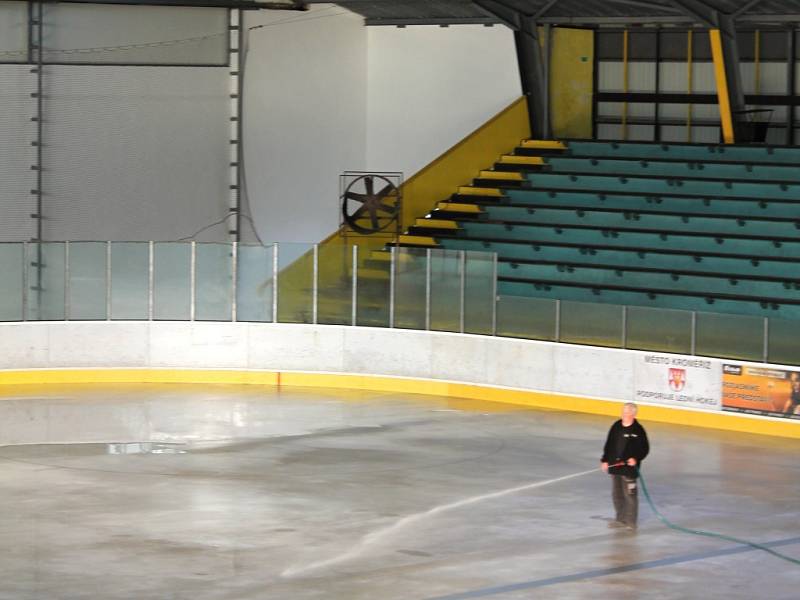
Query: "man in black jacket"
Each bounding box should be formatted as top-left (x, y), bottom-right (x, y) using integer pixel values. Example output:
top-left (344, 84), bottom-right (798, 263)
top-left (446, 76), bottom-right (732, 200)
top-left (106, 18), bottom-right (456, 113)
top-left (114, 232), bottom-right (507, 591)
top-left (601, 402), bottom-right (649, 530)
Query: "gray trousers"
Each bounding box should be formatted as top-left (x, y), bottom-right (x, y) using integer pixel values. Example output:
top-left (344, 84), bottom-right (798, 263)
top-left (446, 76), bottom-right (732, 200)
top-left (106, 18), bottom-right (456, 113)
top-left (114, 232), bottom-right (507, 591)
top-left (611, 474), bottom-right (638, 526)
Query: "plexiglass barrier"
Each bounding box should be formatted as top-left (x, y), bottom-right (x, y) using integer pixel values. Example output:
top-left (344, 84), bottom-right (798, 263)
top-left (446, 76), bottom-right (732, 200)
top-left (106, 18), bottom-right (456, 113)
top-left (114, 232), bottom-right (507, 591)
top-left (0, 241), bottom-right (797, 366)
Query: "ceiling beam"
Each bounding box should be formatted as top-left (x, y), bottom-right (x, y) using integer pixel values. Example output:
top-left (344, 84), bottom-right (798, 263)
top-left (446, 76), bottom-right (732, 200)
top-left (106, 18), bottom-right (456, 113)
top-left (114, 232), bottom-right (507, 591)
top-left (733, 0), bottom-right (764, 18)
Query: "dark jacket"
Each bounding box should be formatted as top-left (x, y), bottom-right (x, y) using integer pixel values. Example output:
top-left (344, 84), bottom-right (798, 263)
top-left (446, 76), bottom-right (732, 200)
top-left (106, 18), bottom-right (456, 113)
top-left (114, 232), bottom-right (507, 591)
top-left (601, 419), bottom-right (649, 479)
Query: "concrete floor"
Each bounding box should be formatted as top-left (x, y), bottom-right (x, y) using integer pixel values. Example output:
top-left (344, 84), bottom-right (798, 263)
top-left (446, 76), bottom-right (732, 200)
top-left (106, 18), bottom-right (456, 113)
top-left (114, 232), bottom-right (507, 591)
top-left (0, 384), bottom-right (798, 600)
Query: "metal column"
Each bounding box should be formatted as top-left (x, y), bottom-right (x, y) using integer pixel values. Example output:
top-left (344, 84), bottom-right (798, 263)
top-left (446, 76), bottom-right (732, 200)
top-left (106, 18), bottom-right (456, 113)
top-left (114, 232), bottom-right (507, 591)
top-left (515, 15), bottom-right (549, 139)
top-left (228, 9), bottom-right (242, 241)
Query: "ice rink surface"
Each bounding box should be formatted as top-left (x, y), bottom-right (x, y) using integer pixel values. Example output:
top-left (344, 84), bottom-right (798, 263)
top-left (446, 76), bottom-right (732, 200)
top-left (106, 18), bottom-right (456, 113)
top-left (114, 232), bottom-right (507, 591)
top-left (0, 383), bottom-right (798, 599)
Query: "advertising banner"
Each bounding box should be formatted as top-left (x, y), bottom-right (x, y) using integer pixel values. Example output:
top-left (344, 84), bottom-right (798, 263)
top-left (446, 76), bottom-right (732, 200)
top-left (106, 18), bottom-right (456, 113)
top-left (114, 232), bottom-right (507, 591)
top-left (722, 364), bottom-right (800, 419)
top-left (634, 353), bottom-right (721, 410)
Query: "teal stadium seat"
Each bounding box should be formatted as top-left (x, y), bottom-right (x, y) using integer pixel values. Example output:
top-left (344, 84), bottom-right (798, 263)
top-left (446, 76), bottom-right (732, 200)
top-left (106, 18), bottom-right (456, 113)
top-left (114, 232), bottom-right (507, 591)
top-left (408, 140), bottom-right (800, 320)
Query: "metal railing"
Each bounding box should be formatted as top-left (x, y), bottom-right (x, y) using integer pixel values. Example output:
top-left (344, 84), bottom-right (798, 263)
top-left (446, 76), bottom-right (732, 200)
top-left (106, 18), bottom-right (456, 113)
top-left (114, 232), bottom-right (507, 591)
top-left (0, 241), bottom-right (797, 366)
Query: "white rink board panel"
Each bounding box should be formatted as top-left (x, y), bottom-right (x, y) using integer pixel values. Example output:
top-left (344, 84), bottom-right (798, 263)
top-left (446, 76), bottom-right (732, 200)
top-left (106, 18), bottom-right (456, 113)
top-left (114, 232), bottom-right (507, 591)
top-left (2, 322), bottom-right (798, 426)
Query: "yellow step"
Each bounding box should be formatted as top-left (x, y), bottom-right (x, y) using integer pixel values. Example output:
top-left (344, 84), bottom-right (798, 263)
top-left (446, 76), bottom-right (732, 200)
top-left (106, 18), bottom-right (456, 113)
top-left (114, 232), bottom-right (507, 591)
top-left (357, 268), bottom-right (389, 280)
top-left (368, 251), bottom-right (416, 263)
top-left (457, 186), bottom-right (503, 197)
top-left (436, 202), bottom-right (483, 214)
top-left (499, 155), bottom-right (544, 166)
top-left (398, 235), bottom-right (438, 247)
top-left (414, 218), bottom-right (459, 229)
top-left (521, 139), bottom-right (566, 150)
top-left (478, 170), bottom-right (524, 181)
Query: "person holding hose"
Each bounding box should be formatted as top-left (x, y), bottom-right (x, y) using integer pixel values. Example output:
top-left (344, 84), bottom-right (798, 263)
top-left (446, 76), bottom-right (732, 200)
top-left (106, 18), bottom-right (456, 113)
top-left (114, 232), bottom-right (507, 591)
top-left (601, 402), bottom-right (649, 531)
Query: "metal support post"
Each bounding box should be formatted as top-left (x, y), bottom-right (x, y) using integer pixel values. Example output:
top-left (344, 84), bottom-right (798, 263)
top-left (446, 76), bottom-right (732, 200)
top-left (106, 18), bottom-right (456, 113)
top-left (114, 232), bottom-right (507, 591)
top-left (271, 243), bottom-right (279, 323)
top-left (351, 245), bottom-right (358, 326)
top-left (148, 241), bottom-right (154, 321)
top-left (228, 8), bottom-right (242, 241)
top-left (787, 29), bottom-right (796, 145)
top-left (64, 241), bottom-right (70, 321)
top-left (22, 242), bottom-right (28, 322)
top-left (459, 250), bottom-right (466, 334)
top-left (474, 1), bottom-right (549, 138)
top-left (389, 246), bottom-right (396, 328)
top-left (312, 244), bottom-right (319, 325)
top-left (763, 317), bottom-right (769, 363)
top-left (555, 299), bottom-right (561, 342)
top-left (106, 241), bottom-right (112, 320)
top-left (621, 305), bottom-right (627, 348)
top-left (514, 15), bottom-right (549, 139)
top-left (491, 253), bottom-right (498, 336)
top-left (190, 241), bottom-right (197, 321)
top-left (690, 311), bottom-right (697, 355)
top-left (425, 248), bottom-right (432, 331)
top-left (231, 242), bottom-right (238, 322)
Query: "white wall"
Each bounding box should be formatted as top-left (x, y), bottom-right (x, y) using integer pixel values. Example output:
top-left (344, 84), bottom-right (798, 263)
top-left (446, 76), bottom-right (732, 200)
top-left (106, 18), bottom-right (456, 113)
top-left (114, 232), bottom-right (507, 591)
top-left (242, 5), bottom-right (367, 244)
top-left (241, 15), bottom-right (521, 243)
top-left (366, 25), bottom-right (521, 178)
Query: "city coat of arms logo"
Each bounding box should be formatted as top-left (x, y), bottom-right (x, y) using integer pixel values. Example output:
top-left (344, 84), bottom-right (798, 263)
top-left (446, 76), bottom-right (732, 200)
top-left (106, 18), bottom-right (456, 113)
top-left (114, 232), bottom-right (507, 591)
top-left (669, 368), bottom-right (686, 392)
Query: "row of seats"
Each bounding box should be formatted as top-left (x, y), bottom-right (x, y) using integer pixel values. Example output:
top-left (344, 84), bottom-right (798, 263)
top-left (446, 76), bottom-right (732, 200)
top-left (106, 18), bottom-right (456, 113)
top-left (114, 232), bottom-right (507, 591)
top-left (394, 139), bottom-right (800, 320)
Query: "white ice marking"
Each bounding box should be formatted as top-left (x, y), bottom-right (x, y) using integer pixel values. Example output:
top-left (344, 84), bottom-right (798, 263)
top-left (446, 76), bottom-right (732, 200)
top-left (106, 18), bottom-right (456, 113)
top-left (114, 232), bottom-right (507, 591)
top-left (281, 467), bottom-right (597, 577)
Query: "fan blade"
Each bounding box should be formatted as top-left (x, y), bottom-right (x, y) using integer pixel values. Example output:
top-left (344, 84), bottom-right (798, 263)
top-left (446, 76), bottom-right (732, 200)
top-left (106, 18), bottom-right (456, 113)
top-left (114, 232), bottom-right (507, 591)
top-left (375, 183), bottom-right (396, 199)
top-left (368, 204), bottom-right (379, 230)
top-left (376, 201), bottom-right (398, 215)
top-left (349, 204), bottom-right (369, 221)
top-left (344, 191), bottom-right (369, 203)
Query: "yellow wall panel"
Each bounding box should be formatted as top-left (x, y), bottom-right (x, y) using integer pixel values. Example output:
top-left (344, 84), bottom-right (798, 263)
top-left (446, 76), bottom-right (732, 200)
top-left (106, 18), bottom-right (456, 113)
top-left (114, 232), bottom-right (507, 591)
top-left (549, 28), bottom-right (594, 139)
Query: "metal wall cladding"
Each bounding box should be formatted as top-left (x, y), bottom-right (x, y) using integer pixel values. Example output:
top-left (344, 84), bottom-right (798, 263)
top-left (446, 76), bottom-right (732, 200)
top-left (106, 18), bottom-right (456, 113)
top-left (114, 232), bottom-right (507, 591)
top-left (598, 61), bottom-right (657, 92)
top-left (0, 1), bottom-right (27, 59)
top-left (0, 66), bottom-right (37, 242)
top-left (41, 66), bottom-right (231, 242)
top-left (40, 3), bottom-right (227, 66)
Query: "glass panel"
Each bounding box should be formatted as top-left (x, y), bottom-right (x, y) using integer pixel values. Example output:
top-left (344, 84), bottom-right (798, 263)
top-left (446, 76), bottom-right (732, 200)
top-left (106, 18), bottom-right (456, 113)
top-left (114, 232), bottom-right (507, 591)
top-left (625, 306), bottom-right (692, 354)
top-left (357, 245), bottom-right (390, 328)
top-left (0, 243), bottom-right (24, 321)
top-left (768, 318), bottom-right (800, 367)
top-left (560, 300), bottom-right (623, 348)
top-left (695, 311), bottom-right (764, 361)
top-left (195, 243), bottom-right (232, 322)
top-left (317, 241), bottom-right (353, 326)
top-left (277, 242), bottom-right (314, 324)
top-left (27, 243), bottom-right (65, 321)
top-left (68, 242), bottom-right (107, 320)
top-left (236, 244), bottom-right (273, 323)
top-left (464, 251), bottom-right (494, 335)
top-left (394, 247), bottom-right (427, 330)
top-left (430, 249), bottom-right (461, 333)
top-left (110, 242), bottom-right (149, 320)
top-left (496, 295), bottom-right (557, 341)
top-left (153, 242), bottom-right (190, 321)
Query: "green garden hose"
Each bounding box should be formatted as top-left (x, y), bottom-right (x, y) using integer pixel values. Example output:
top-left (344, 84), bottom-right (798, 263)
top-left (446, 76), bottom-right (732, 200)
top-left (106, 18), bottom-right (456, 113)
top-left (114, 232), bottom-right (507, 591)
top-left (638, 468), bottom-right (800, 566)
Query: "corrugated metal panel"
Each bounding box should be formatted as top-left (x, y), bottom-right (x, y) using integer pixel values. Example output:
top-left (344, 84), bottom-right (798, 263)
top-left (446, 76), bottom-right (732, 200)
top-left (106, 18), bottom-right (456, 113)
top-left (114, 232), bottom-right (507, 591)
top-left (598, 61), bottom-right (656, 92)
top-left (42, 4), bottom-right (228, 65)
top-left (598, 61), bottom-right (623, 91)
top-left (659, 62), bottom-right (689, 94)
top-left (597, 123), bottom-right (623, 140)
top-left (0, 66), bottom-right (37, 242)
top-left (0, 1), bottom-right (27, 59)
top-left (692, 126), bottom-right (719, 143)
top-left (628, 62), bottom-right (656, 92)
top-left (42, 66), bottom-right (230, 242)
top-left (691, 63), bottom-right (717, 93)
top-left (597, 101), bottom-right (622, 117)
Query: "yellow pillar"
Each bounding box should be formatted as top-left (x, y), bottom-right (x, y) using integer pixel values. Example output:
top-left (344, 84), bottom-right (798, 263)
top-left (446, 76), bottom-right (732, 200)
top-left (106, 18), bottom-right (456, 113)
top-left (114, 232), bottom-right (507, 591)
top-left (709, 28), bottom-right (736, 144)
